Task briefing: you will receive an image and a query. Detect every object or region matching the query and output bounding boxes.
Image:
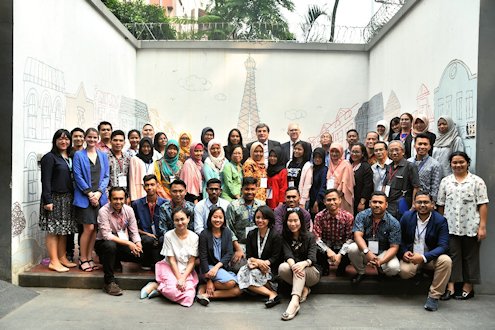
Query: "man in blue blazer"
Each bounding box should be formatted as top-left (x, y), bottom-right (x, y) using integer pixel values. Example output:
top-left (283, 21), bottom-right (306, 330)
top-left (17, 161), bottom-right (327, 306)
top-left (398, 191), bottom-right (451, 312)
top-left (131, 174), bottom-right (166, 269)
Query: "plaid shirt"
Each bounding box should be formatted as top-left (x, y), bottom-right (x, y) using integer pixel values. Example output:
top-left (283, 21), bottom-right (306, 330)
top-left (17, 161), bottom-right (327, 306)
top-left (407, 155), bottom-right (443, 201)
top-left (107, 150), bottom-right (131, 188)
top-left (313, 208), bottom-right (354, 249)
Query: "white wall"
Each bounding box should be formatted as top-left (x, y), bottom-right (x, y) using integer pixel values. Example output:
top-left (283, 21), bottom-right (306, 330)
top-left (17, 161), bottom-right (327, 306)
top-left (12, 0), bottom-right (137, 282)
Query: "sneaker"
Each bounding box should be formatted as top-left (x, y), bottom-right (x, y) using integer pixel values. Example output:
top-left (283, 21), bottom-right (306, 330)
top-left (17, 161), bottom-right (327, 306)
top-left (424, 296), bottom-right (438, 311)
top-left (104, 282), bottom-right (123, 296)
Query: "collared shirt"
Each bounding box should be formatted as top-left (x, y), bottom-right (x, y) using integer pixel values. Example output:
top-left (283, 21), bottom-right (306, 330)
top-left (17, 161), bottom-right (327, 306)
top-left (96, 203), bottom-right (141, 243)
top-left (107, 150), bottom-right (131, 188)
top-left (371, 158), bottom-right (393, 192)
top-left (193, 197), bottom-right (230, 235)
top-left (125, 148), bottom-right (138, 157)
top-left (96, 141), bottom-right (111, 153)
top-left (382, 158), bottom-right (420, 202)
top-left (313, 208), bottom-right (354, 249)
top-left (225, 197), bottom-right (265, 243)
top-left (407, 155), bottom-right (443, 201)
top-left (262, 141), bottom-right (269, 167)
top-left (344, 148), bottom-right (351, 161)
top-left (414, 212), bottom-right (431, 262)
top-left (158, 199), bottom-right (195, 233)
top-left (437, 172), bottom-right (489, 236)
top-left (352, 208), bottom-right (401, 254)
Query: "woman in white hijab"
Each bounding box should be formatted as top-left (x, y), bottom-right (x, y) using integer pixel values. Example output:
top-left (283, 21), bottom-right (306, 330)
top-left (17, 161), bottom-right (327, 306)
top-left (432, 115), bottom-right (465, 175)
top-left (376, 120), bottom-right (389, 142)
top-left (203, 139), bottom-right (226, 198)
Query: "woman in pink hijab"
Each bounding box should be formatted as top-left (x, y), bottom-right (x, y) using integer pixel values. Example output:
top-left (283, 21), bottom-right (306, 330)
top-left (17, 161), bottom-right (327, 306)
top-left (180, 142), bottom-right (204, 204)
top-left (326, 142), bottom-right (355, 214)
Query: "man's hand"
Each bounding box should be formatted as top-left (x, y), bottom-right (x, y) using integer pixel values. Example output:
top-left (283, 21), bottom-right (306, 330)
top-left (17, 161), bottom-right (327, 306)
top-left (402, 251), bottom-right (414, 262)
top-left (143, 232), bottom-right (157, 239)
top-left (365, 251), bottom-right (377, 263)
top-left (43, 204), bottom-right (54, 211)
top-left (332, 253), bottom-right (342, 267)
top-left (410, 253), bottom-right (424, 265)
top-left (231, 250), bottom-right (245, 263)
top-left (128, 242), bottom-right (142, 257)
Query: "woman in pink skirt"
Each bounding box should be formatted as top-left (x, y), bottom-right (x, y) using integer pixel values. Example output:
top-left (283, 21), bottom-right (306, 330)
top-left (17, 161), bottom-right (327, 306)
top-left (141, 207), bottom-right (199, 307)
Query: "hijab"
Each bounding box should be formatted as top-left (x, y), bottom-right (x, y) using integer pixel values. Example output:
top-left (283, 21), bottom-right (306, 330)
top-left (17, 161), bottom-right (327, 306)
top-left (376, 120), bottom-right (389, 141)
top-left (180, 142), bottom-right (204, 196)
top-left (267, 146), bottom-right (285, 177)
top-left (189, 142), bottom-right (204, 167)
top-left (412, 114), bottom-right (430, 136)
top-left (249, 142), bottom-right (265, 165)
top-left (311, 147), bottom-right (326, 176)
top-left (136, 137), bottom-right (153, 164)
top-left (179, 131), bottom-right (192, 157)
top-left (160, 139), bottom-right (180, 176)
top-left (200, 127), bottom-right (214, 147)
top-left (327, 142), bottom-right (354, 211)
top-left (206, 139), bottom-right (226, 171)
top-left (434, 115), bottom-right (460, 148)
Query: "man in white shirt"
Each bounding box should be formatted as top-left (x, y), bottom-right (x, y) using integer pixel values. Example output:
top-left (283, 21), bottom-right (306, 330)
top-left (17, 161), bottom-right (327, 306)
top-left (193, 178), bottom-right (230, 234)
top-left (371, 141), bottom-right (392, 192)
top-left (246, 123), bottom-right (281, 166)
top-left (281, 123), bottom-right (312, 164)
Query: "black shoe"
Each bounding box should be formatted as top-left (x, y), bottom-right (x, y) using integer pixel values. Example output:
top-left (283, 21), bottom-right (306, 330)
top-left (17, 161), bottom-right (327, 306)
top-left (265, 295), bottom-right (281, 308)
top-left (440, 289), bottom-right (454, 301)
top-left (351, 273), bottom-right (366, 284)
top-left (455, 290), bottom-right (474, 300)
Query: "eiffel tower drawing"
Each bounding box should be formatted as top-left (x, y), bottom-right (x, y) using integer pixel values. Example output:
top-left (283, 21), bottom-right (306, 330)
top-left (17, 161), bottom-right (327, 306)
top-left (237, 56), bottom-right (260, 143)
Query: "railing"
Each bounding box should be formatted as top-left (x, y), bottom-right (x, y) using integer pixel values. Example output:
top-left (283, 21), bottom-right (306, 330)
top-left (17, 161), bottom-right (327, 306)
top-left (363, 1), bottom-right (405, 42)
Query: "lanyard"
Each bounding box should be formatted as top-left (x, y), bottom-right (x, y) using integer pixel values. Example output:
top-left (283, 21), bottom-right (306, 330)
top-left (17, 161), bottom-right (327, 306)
top-left (416, 157), bottom-right (428, 173)
top-left (112, 210), bottom-right (128, 231)
top-left (257, 228), bottom-right (270, 258)
top-left (371, 219), bottom-right (381, 239)
top-left (63, 157), bottom-right (72, 171)
top-left (388, 165), bottom-right (400, 181)
top-left (415, 224), bottom-right (427, 242)
top-left (111, 151), bottom-right (124, 172)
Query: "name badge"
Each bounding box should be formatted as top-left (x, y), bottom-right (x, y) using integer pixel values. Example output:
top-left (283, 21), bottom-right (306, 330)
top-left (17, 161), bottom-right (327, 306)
top-left (118, 174), bottom-right (127, 188)
top-left (288, 181), bottom-right (295, 188)
top-left (327, 177), bottom-right (335, 189)
top-left (384, 185), bottom-right (391, 197)
top-left (266, 188), bottom-right (273, 199)
top-left (368, 240), bottom-right (379, 254)
top-left (117, 229), bottom-right (129, 241)
top-left (170, 175), bottom-right (175, 183)
top-left (245, 226), bottom-right (257, 237)
top-left (259, 177), bottom-right (268, 188)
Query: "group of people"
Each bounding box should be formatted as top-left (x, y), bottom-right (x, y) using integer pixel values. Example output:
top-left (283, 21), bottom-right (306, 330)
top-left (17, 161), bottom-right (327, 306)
top-left (39, 114), bottom-right (488, 318)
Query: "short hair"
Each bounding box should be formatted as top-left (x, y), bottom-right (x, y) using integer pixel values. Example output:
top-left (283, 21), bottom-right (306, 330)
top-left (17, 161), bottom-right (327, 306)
top-left (415, 132), bottom-right (432, 145)
top-left (142, 123), bottom-right (154, 130)
top-left (229, 144), bottom-right (244, 157)
top-left (449, 151), bottom-right (471, 165)
top-left (70, 127), bottom-right (84, 136)
top-left (143, 174), bottom-right (157, 183)
top-left (255, 205), bottom-right (276, 228)
top-left (324, 189), bottom-right (341, 197)
top-left (172, 207), bottom-right (191, 220)
top-left (206, 207), bottom-right (226, 230)
top-left (85, 127), bottom-right (98, 137)
top-left (415, 190), bottom-right (432, 200)
top-left (206, 178), bottom-right (222, 187)
top-left (128, 129), bottom-right (141, 139)
top-left (371, 191), bottom-right (387, 199)
top-left (400, 112), bottom-right (414, 122)
top-left (98, 121), bottom-right (112, 131)
top-left (111, 130), bottom-right (125, 140)
top-left (350, 142), bottom-right (368, 162)
top-left (242, 177), bottom-right (258, 187)
top-left (366, 131), bottom-right (379, 140)
top-left (51, 129), bottom-right (72, 155)
top-left (282, 208), bottom-right (308, 242)
top-left (170, 179), bottom-right (187, 189)
top-left (388, 140), bottom-right (405, 151)
top-left (285, 186), bottom-right (300, 195)
top-left (374, 141), bottom-right (388, 150)
top-left (346, 129), bottom-right (358, 136)
top-left (109, 186), bottom-right (127, 199)
top-left (255, 123), bottom-right (270, 133)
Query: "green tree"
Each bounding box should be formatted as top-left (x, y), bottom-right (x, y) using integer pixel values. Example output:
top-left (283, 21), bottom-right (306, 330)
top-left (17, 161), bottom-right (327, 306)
top-left (207, 0), bottom-right (295, 40)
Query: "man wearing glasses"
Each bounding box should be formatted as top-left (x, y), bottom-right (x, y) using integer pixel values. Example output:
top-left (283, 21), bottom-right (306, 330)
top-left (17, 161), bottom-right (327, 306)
top-left (398, 191), bottom-right (451, 312)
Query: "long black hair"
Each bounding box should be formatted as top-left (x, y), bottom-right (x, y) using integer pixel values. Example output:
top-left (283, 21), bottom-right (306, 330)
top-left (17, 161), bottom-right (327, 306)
top-left (282, 208), bottom-right (308, 242)
top-left (51, 129), bottom-right (72, 155)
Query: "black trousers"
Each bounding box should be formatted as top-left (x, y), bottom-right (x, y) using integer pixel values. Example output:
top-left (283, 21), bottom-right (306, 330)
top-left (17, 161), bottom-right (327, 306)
top-left (140, 234), bottom-right (164, 267)
top-left (316, 248), bottom-right (350, 276)
top-left (95, 240), bottom-right (143, 284)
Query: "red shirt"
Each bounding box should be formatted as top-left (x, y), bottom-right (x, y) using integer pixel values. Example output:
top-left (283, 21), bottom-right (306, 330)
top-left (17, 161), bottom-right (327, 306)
top-left (267, 169), bottom-right (288, 209)
top-left (313, 208), bottom-right (354, 248)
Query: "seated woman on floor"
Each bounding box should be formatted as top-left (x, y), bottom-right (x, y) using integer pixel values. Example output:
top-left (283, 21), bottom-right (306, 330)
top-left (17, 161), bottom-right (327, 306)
top-left (237, 205), bottom-right (282, 308)
top-left (196, 207), bottom-right (242, 306)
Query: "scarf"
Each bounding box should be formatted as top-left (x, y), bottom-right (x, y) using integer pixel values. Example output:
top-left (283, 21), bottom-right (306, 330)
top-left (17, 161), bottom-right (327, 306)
top-left (200, 127), bottom-right (214, 146)
top-left (160, 139), bottom-right (180, 176)
top-left (412, 114), bottom-right (430, 136)
top-left (136, 137), bottom-right (153, 164)
top-left (267, 146), bottom-right (285, 177)
top-left (376, 120), bottom-right (389, 141)
top-left (179, 131), bottom-right (192, 158)
top-left (311, 147), bottom-right (326, 177)
top-left (206, 139), bottom-right (226, 172)
top-left (249, 142), bottom-right (265, 166)
top-left (434, 115), bottom-right (460, 148)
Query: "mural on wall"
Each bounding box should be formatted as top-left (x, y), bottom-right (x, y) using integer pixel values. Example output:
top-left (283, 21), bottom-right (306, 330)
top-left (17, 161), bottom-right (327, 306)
top-left (355, 93), bottom-right (385, 139)
top-left (434, 59), bottom-right (477, 171)
top-left (237, 56), bottom-right (261, 143)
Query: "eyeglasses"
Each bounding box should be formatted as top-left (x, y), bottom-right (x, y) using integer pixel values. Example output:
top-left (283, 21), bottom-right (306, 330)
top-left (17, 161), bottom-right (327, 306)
top-left (287, 207), bottom-right (300, 212)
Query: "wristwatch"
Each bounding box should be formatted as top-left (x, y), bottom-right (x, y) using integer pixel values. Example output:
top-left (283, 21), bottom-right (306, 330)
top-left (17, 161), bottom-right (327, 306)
top-left (363, 248), bottom-right (370, 254)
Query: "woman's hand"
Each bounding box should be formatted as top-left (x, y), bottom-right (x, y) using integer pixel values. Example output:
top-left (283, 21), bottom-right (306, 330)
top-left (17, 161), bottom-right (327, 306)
top-left (258, 260), bottom-right (271, 274)
top-left (206, 266), bottom-right (219, 279)
top-left (291, 261), bottom-right (307, 278)
top-left (176, 276), bottom-right (186, 292)
top-left (231, 250), bottom-right (245, 263)
top-left (43, 204), bottom-right (54, 211)
top-left (478, 225), bottom-right (487, 241)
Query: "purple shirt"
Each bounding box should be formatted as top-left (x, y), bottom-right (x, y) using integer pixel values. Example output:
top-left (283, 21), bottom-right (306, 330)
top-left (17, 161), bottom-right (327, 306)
top-left (96, 203), bottom-right (141, 243)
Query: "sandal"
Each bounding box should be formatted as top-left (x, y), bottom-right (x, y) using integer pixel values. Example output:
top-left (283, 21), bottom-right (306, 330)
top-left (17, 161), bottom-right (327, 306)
top-left (88, 259), bottom-right (100, 270)
top-left (78, 260), bottom-right (92, 272)
top-left (48, 263), bottom-right (69, 273)
top-left (281, 305), bottom-right (300, 321)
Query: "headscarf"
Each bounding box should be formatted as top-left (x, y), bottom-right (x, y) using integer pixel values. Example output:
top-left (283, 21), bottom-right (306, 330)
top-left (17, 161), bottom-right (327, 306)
top-left (179, 131), bottom-right (192, 158)
top-left (412, 114), bottom-right (430, 136)
top-left (136, 137), bottom-right (153, 164)
top-left (249, 142), bottom-right (265, 165)
top-left (180, 142), bottom-right (204, 196)
top-left (311, 147), bottom-right (326, 176)
top-left (434, 115), bottom-right (460, 148)
top-left (376, 120), bottom-right (389, 141)
top-left (206, 139), bottom-right (226, 172)
top-left (267, 146), bottom-right (285, 177)
top-left (160, 139), bottom-right (180, 176)
top-left (200, 127), bottom-right (214, 147)
top-left (327, 142), bottom-right (354, 212)
top-left (189, 142), bottom-right (204, 166)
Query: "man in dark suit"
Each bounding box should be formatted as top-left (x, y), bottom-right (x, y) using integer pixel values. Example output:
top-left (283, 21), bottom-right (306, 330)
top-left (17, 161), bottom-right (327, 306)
top-left (131, 174), bottom-right (166, 270)
top-left (281, 123), bottom-right (312, 164)
top-left (398, 191), bottom-right (451, 312)
top-left (246, 123), bottom-right (281, 166)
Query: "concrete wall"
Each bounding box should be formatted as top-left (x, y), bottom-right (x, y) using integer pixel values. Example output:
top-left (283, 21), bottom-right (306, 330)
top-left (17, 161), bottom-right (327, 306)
top-left (11, 0), bottom-right (137, 282)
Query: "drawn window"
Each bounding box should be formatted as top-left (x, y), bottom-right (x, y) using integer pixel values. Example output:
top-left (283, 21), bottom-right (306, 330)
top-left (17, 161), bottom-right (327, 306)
top-left (26, 92), bottom-right (37, 139)
top-left (41, 94), bottom-right (51, 139)
top-left (54, 97), bottom-right (62, 129)
top-left (456, 92), bottom-right (463, 120)
top-left (466, 90), bottom-right (474, 119)
top-left (77, 106), bottom-right (85, 126)
top-left (445, 95), bottom-right (452, 117)
top-left (27, 154), bottom-right (38, 202)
